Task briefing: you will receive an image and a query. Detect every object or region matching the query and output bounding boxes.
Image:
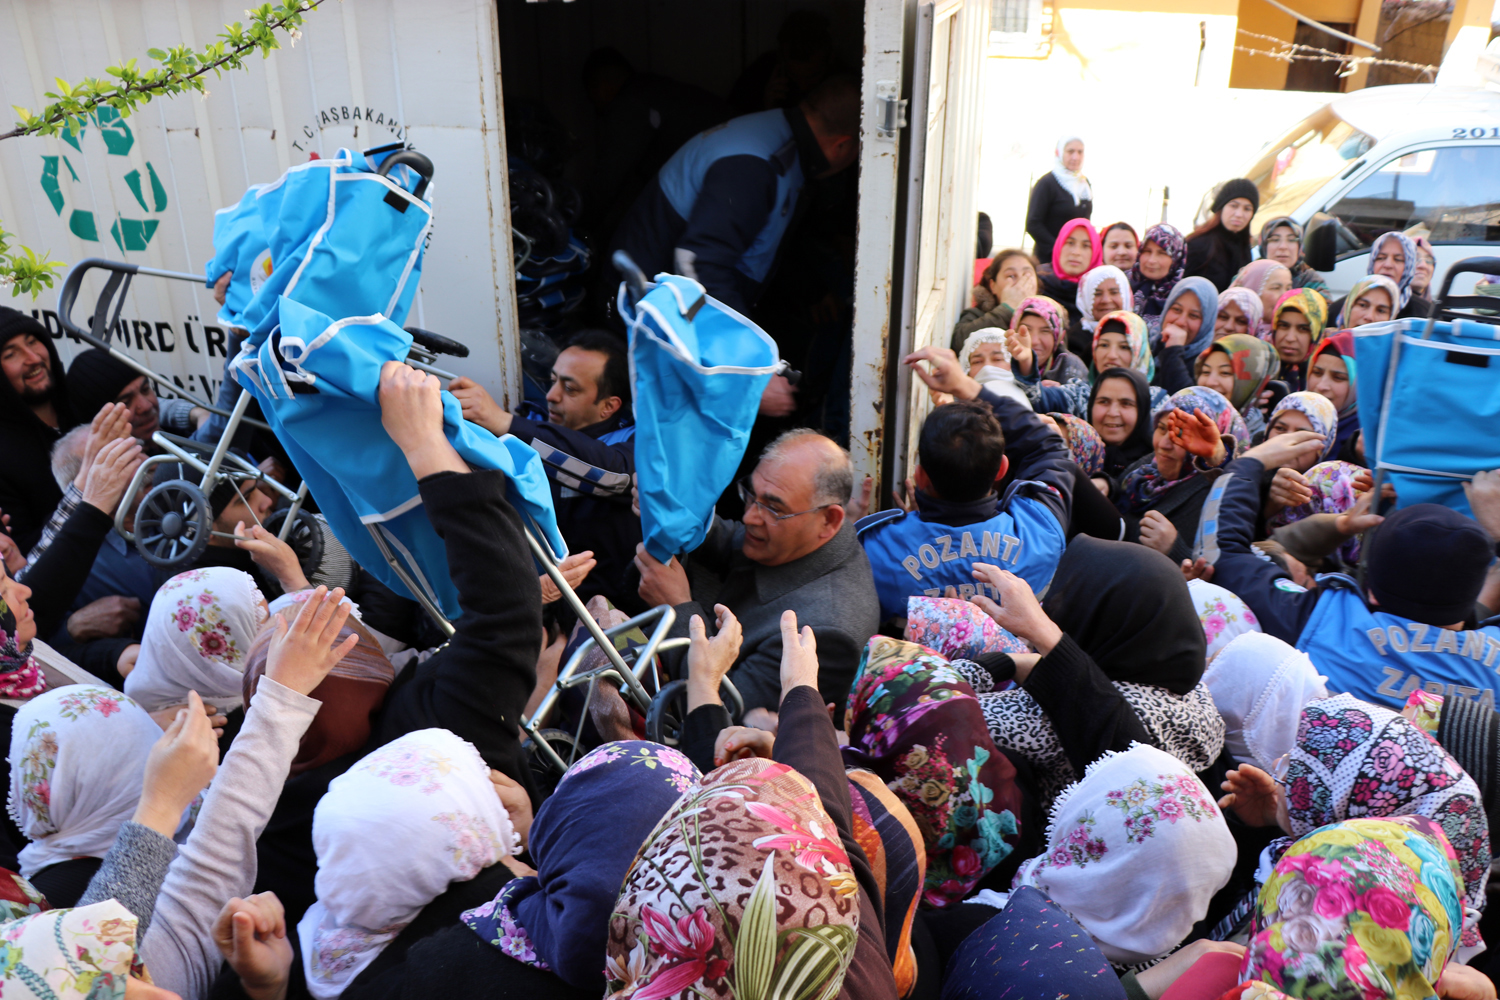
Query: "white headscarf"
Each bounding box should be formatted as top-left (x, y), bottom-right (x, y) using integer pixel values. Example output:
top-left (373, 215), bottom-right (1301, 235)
top-left (299, 729), bottom-right (519, 999)
top-left (125, 567), bottom-right (267, 713)
top-left (1012, 744), bottom-right (1235, 965)
top-left (1075, 265), bottom-right (1134, 333)
top-left (1051, 135), bottom-right (1091, 205)
top-left (1202, 632), bottom-right (1327, 773)
top-left (7, 686), bottom-right (162, 877)
top-left (958, 330), bottom-right (1011, 372)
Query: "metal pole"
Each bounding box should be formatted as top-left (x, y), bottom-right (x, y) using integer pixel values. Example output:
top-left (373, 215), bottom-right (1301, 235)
top-left (1256, 0), bottom-right (1380, 50)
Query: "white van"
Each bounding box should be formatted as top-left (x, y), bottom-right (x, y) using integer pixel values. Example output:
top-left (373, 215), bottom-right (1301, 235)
top-left (1208, 84), bottom-right (1500, 298)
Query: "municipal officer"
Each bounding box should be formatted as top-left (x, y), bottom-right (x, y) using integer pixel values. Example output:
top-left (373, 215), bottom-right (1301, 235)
top-left (856, 346), bottom-right (1075, 624)
top-left (1202, 433), bottom-right (1500, 711)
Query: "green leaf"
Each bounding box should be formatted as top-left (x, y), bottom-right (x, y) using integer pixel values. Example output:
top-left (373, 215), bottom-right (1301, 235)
top-left (734, 854), bottom-right (781, 1000)
top-left (147, 47), bottom-right (167, 60)
top-left (53, 77), bottom-right (73, 96)
top-left (767, 925), bottom-right (857, 1000)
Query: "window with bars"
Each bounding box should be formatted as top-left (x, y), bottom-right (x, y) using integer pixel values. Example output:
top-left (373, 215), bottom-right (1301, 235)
top-left (992, 0), bottom-right (1031, 33)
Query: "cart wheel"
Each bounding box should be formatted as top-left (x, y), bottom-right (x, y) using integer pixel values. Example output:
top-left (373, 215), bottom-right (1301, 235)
top-left (645, 678), bottom-right (743, 747)
top-left (134, 479), bottom-right (211, 569)
top-left (263, 507), bottom-right (325, 580)
top-left (522, 728), bottom-right (581, 798)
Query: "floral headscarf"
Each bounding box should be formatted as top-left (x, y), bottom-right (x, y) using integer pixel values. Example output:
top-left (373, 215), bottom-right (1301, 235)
top-left (463, 741), bottom-right (701, 989)
top-left (1154, 276), bottom-right (1221, 358)
top-left (7, 686), bottom-right (162, 877)
top-left (1008, 294), bottom-right (1069, 369)
top-left (300, 729), bottom-right (520, 999)
top-left (1242, 817), bottom-right (1463, 998)
top-left (1011, 744), bottom-right (1236, 965)
top-left (1051, 411), bottom-right (1107, 477)
top-left (1202, 632), bottom-right (1326, 774)
top-left (1129, 223), bottom-right (1187, 320)
top-left (1287, 694), bottom-right (1489, 945)
top-left (1369, 231), bottom-right (1419, 308)
top-left (1052, 218), bottom-right (1103, 281)
top-left (0, 580), bottom-right (45, 700)
top-left (605, 758), bottom-right (860, 1000)
top-left (1271, 287), bottom-right (1329, 356)
top-left (843, 637), bottom-right (1023, 907)
top-left (125, 567), bottom-right (267, 713)
top-left (1269, 460), bottom-right (1365, 562)
top-left (1337, 274), bottom-right (1401, 329)
top-left (1077, 266), bottom-right (1135, 333)
top-left (1195, 333), bottom-right (1280, 413)
top-left (1269, 391), bottom-right (1339, 462)
top-left (847, 770), bottom-right (926, 996)
top-left (1186, 578), bottom-right (1262, 664)
top-left (1216, 287), bottom-right (1266, 341)
top-left (1118, 386), bottom-right (1246, 515)
top-left (1092, 309), bottom-right (1153, 380)
top-left (0, 900), bottom-right (143, 1000)
top-left (903, 596), bottom-right (1028, 660)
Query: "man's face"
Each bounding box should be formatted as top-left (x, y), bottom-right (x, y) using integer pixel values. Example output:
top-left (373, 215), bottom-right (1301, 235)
top-left (739, 446), bottom-right (839, 567)
top-left (212, 478), bottom-right (276, 538)
top-left (115, 375), bottom-right (160, 440)
top-left (1, 334), bottom-right (51, 402)
top-left (546, 347), bottom-right (617, 430)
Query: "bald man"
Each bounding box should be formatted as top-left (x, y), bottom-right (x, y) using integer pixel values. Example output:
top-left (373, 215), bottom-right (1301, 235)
top-left (635, 429), bottom-right (879, 728)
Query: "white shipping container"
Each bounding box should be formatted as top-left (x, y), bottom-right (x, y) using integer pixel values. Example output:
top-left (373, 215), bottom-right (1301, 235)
top-left (0, 0), bottom-right (988, 500)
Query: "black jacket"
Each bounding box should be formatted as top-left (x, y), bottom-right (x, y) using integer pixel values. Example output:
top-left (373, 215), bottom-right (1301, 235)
top-left (504, 405), bottom-right (643, 614)
top-left (255, 467), bottom-right (544, 930)
top-left (1120, 462), bottom-right (1225, 565)
top-left (1025, 172), bottom-right (1092, 264)
top-left (1185, 228), bottom-right (1252, 292)
top-left (0, 326), bottom-right (75, 553)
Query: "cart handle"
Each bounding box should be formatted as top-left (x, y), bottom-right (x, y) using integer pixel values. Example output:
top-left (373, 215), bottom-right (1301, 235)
top-left (1425, 256), bottom-right (1500, 331)
top-left (376, 149), bottom-right (433, 201)
top-left (55, 258), bottom-right (272, 432)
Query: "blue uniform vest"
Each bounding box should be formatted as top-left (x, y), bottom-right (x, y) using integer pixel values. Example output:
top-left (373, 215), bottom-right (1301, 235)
top-left (655, 110), bottom-right (803, 285)
top-left (855, 486), bottom-right (1067, 622)
top-left (1296, 576), bottom-right (1500, 711)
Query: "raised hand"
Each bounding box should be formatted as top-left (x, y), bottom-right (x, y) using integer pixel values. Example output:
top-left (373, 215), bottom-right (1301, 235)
top-left (1218, 763), bottom-right (1283, 829)
top-left (213, 893), bottom-right (293, 1000)
top-left (263, 586), bottom-right (359, 697)
top-left (233, 522), bottom-right (311, 594)
top-left (779, 609), bottom-right (819, 697)
top-left (1267, 467), bottom-right (1313, 512)
top-left (134, 690), bottom-right (220, 837)
top-left (540, 551), bottom-right (596, 604)
top-left (1006, 323), bottom-right (1034, 375)
top-left (75, 402), bottom-right (133, 489)
top-left (1243, 430), bottom-right (1325, 471)
top-left (687, 604), bottom-right (742, 712)
top-left (903, 346), bottom-right (982, 401)
top-left (447, 375), bottom-right (511, 436)
top-left (81, 436), bottom-right (145, 516)
top-left (1166, 409), bottom-right (1224, 462)
top-left (378, 361), bottom-right (466, 478)
top-left (969, 562), bottom-right (1062, 655)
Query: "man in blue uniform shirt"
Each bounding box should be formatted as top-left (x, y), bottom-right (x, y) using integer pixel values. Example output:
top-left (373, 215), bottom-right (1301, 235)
top-left (1200, 433), bottom-right (1500, 711)
top-left (856, 346), bottom-right (1074, 624)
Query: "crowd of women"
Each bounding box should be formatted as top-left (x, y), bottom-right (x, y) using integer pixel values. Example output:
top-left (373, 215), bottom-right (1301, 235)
top-left (0, 131), bottom-right (1494, 1000)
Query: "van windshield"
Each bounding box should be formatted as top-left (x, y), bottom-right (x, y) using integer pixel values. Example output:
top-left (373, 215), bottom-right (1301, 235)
top-left (1244, 105), bottom-right (1375, 236)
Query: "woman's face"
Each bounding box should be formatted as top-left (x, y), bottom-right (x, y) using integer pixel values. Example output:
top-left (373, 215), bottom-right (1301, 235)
top-left (1345, 287), bottom-right (1392, 328)
top-left (1372, 241), bottom-right (1406, 283)
top-left (1259, 266), bottom-right (1293, 318)
top-left (1308, 353), bottom-right (1350, 411)
top-left (1273, 308), bottom-right (1313, 363)
top-left (967, 341), bottom-right (1009, 376)
top-left (1214, 300), bottom-right (1250, 337)
top-left (1414, 250), bottom-right (1436, 294)
top-left (1018, 313), bottom-right (1057, 362)
top-left (1139, 239), bottom-right (1174, 281)
top-left (1103, 229), bottom-right (1138, 270)
top-left (1091, 278), bottom-right (1122, 320)
top-left (1198, 351), bottom-right (1236, 401)
top-left (988, 254), bottom-right (1035, 298)
top-left (1090, 376), bottom-right (1139, 445)
top-left (1162, 291), bottom-right (1203, 338)
top-left (1263, 225), bottom-right (1300, 268)
top-left (1221, 197), bottom-right (1255, 234)
top-left (1267, 409), bottom-right (1318, 471)
top-left (1058, 227), bottom-right (1094, 277)
top-left (1093, 330), bottom-right (1133, 372)
top-left (1061, 140), bottom-right (1084, 173)
top-left (1152, 419), bottom-right (1186, 473)
top-left (0, 568), bottom-right (35, 650)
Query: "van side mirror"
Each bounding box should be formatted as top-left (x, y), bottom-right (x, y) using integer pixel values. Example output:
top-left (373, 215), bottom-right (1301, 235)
top-left (1304, 214), bottom-right (1340, 273)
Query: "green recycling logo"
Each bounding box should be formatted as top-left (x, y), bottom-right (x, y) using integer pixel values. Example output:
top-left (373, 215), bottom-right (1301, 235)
top-left (38, 105), bottom-right (167, 252)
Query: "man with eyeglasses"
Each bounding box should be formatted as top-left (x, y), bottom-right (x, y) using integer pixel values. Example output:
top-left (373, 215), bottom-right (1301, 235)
top-left (855, 346), bottom-right (1074, 626)
top-left (634, 429), bottom-right (879, 731)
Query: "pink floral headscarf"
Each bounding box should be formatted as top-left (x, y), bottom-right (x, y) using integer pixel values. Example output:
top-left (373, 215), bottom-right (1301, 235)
top-left (125, 567), bottom-right (267, 713)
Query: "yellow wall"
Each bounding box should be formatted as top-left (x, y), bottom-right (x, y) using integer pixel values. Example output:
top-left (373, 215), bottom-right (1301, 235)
top-left (1228, 0), bottom-right (1368, 90)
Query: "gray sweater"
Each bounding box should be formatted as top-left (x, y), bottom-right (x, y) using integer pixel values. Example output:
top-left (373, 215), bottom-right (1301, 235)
top-left (675, 518), bottom-right (880, 715)
top-left (80, 676), bottom-right (321, 999)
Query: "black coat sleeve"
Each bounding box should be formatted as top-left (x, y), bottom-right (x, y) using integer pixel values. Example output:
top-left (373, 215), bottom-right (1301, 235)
top-left (1023, 633), bottom-right (1155, 775)
top-left (20, 502), bottom-right (113, 640)
top-left (1025, 175), bottom-right (1060, 260)
top-left (774, 685), bottom-right (899, 1000)
top-left (376, 469), bottom-right (544, 799)
top-left (1065, 463), bottom-right (1126, 541)
top-left (505, 418), bottom-right (635, 476)
top-left (1153, 345), bottom-right (1194, 394)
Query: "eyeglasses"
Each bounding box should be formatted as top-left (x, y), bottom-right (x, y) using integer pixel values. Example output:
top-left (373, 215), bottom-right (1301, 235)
top-left (736, 477), bottom-right (835, 522)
